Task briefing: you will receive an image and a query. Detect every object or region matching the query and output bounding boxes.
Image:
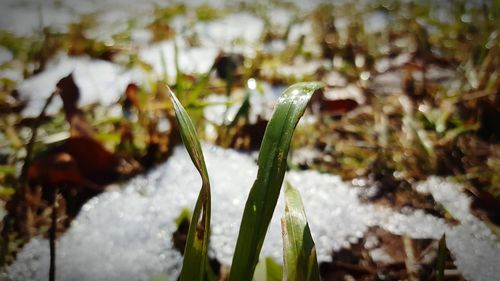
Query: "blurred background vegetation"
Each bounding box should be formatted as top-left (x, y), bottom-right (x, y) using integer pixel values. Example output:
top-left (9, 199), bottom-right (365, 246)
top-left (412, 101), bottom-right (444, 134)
top-left (0, 0), bottom-right (498, 278)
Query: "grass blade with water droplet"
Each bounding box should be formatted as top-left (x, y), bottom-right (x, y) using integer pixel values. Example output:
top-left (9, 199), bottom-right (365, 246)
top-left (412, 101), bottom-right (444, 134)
top-left (282, 182), bottom-right (320, 281)
top-left (229, 82), bottom-right (324, 280)
top-left (167, 86), bottom-right (211, 281)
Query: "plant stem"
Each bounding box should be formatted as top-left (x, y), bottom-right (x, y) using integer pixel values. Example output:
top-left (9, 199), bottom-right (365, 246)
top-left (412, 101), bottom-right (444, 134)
top-left (1, 90), bottom-right (57, 254)
top-left (20, 91), bottom-right (57, 188)
top-left (49, 187), bottom-right (58, 281)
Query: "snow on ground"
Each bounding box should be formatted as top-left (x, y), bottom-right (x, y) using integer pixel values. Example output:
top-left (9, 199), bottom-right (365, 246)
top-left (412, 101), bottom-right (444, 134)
top-left (0, 0), bottom-right (266, 38)
top-left (194, 12), bottom-right (264, 46)
top-left (17, 54), bottom-right (144, 117)
top-left (0, 47), bottom-right (13, 65)
top-left (15, 40), bottom-right (219, 117)
top-left (139, 40), bottom-right (218, 83)
top-left (1, 1), bottom-right (267, 117)
top-left (4, 145), bottom-right (499, 281)
top-left (203, 81), bottom-right (285, 126)
top-left (416, 178), bottom-right (500, 281)
top-left (1, 2), bottom-right (499, 280)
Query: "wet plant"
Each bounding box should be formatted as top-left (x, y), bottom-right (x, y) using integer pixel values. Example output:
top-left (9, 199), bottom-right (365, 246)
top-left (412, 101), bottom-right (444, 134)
top-left (168, 82), bottom-right (323, 280)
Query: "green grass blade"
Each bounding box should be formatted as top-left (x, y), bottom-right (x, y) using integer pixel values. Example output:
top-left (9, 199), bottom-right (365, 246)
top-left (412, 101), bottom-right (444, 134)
top-left (229, 82), bottom-right (324, 281)
top-left (167, 86), bottom-right (211, 281)
top-left (228, 90), bottom-right (251, 127)
top-left (253, 257), bottom-right (283, 281)
top-left (282, 182), bottom-right (320, 281)
top-left (436, 234), bottom-right (446, 281)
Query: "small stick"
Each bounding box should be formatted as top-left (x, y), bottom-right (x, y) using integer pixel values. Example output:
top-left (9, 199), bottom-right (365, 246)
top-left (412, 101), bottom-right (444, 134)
top-left (49, 186), bottom-right (58, 281)
top-left (403, 236), bottom-right (418, 281)
top-left (20, 91), bottom-right (57, 188)
top-left (2, 90), bottom-right (58, 254)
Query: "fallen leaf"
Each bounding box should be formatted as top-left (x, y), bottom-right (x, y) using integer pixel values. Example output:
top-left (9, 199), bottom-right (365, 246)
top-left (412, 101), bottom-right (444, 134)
top-left (214, 52), bottom-right (244, 81)
top-left (123, 83), bottom-right (140, 117)
top-left (56, 73), bottom-right (95, 138)
top-left (28, 152), bottom-right (88, 188)
top-left (320, 99), bottom-right (359, 116)
top-left (316, 86), bottom-right (362, 116)
top-left (28, 137), bottom-right (120, 189)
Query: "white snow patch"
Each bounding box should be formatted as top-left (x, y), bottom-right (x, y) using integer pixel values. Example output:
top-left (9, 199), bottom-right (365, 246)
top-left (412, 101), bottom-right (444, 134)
top-left (363, 11), bottom-right (389, 34)
top-left (0, 2), bottom-right (75, 36)
top-left (139, 40), bottom-right (218, 83)
top-left (0, 47), bottom-right (13, 65)
top-left (416, 177), bottom-right (500, 281)
top-left (130, 29), bottom-right (153, 45)
top-left (0, 0), bottom-right (179, 37)
top-left (194, 13), bottom-right (264, 46)
top-left (203, 82), bottom-right (285, 125)
top-left (5, 146), bottom-right (499, 281)
top-left (267, 8), bottom-right (293, 34)
top-left (0, 68), bottom-right (23, 83)
top-left (287, 20), bottom-right (314, 44)
top-left (17, 55), bottom-right (144, 117)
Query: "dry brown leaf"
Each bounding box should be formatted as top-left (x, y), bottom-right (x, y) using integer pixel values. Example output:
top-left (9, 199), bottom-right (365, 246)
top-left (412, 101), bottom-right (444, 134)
top-left (28, 137), bottom-right (120, 189)
top-left (56, 73), bottom-right (95, 138)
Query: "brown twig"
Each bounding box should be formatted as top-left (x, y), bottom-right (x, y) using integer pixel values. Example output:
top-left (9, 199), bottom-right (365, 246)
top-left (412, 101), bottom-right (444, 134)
top-left (49, 187), bottom-right (58, 281)
top-left (403, 236), bottom-right (419, 281)
top-left (19, 91), bottom-right (58, 188)
top-left (1, 90), bottom-right (58, 255)
top-left (332, 261), bottom-right (376, 274)
top-left (457, 90), bottom-right (495, 102)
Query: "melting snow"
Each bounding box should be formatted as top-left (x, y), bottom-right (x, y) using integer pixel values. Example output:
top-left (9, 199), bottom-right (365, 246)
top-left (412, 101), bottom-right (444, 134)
top-left (17, 55), bottom-right (144, 117)
top-left (0, 1), bottom-right (75, 36)
top-left (0, 47), bottom-right (13, 65)
top-left (4, 145), bottom-right (499, 281)
top-left (194, 13), bottom-right (264, 46)
top-left (416, 178), bottom-right (500, 281)
top-left (139, 40), bottom-right (218, 83)
top-left (363, 11), bottom-right (390, 34)
top-left (0, 0), bottom-right (262, 37)
top-left (203, 82), bottom-right (285, 125)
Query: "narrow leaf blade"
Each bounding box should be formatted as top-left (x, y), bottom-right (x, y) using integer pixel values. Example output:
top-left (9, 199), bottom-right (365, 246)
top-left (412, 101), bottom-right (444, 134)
top-left (436, 234), bottom-right (446, 281)
top-left (282, 182), bottom-right (320, 281)
top-left (229, 82), bottom-right (323, 280)
top-left (167, 86), bottom-right (211, 281)
top-left (253, 257), bottom-right (283, 281)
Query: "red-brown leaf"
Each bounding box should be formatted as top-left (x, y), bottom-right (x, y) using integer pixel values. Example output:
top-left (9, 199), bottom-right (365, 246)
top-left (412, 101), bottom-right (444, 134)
top-left (56, 74), bottom-right (95, 138)
top-left (28, 137), bottom-right (120, 189)
top-left (320, 99), bottom-right (359, 116)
